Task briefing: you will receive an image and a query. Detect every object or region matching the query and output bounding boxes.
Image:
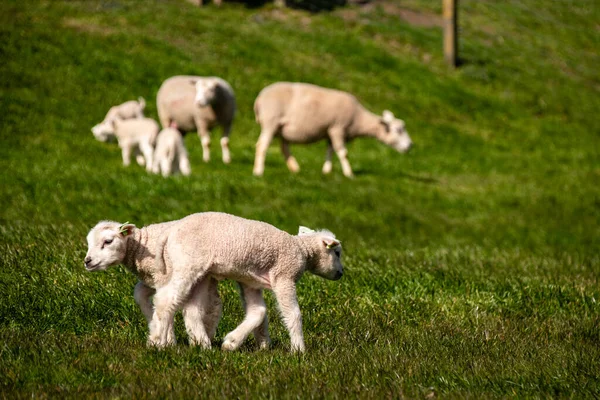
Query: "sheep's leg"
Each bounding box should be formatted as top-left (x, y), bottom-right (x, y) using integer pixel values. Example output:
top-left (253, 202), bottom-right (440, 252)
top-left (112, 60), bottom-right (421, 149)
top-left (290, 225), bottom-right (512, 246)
top-left (281, 139), bottom-right (300, 173)
top-left (222, 285), bottom-right (268, 351)
top-left (134, 148), bottom-right (146, 167)
top-left (272, 280), bottom-right (305, 352)
top-left (220, 124), bottom-right (232, 164)
top-left (120, 144), bottom-right (132, 167)
top-left (330, 131), bottom-right (353, 178)
top-left (178, 149), bottom-right (191, 176)
top-left (195, 118), bottom-right (211, 163)
top-left (148, 277), bottom-right (195, 347)
top-left (182, 278), bottom-right (221, 348)
top-left (139, 142), bottom-right (154, 172)
top-left (322, 142), bottom-right (334, 174)
top-left (236, 283), bottom-right (270, 349)
top-left (253, 129), bottom-right (275, 176)
top-left (134, 281), bottom-right (155, 322)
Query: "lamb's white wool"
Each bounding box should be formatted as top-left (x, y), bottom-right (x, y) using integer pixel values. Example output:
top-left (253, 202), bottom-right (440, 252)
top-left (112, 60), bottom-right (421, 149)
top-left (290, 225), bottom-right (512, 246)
top-left (84, 212), bottom-right (344, 352)
top-left (111, 117), bottom-right (159, 172)
top-left (156, 76), bottom-right (236, 164)
top-left (91, 97), bottom-right (146, 141)
top-left (84, 219), bottom-right (222, 347)
top-left (152, 127), bottom-right (191, 177)
top-left (253, 82), bottom-right (413, 178)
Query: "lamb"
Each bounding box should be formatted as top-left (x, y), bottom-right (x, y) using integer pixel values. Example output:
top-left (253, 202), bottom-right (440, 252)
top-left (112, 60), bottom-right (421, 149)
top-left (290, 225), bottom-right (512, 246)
top-left (253, 82), bottom-right (413, 178)
top-left (156, 76), bottom-right (236, 164)
top-left (91, 97), bottom-right (146, 141)
top-left (84, 212), bottom-right (344, 352)
top-left (84, 219), bottom-right (222, 346)
top-left (151, 127), bottom-right (192, 177)
top-left (110, 117), bottom-right (159, 171)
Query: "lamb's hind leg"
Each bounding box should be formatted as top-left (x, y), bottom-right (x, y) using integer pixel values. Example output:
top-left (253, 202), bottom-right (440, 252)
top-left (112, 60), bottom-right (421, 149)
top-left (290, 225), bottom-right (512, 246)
top-left (222, 284), bottom-right (267, 351)
top-left (322, 142), bottom-right (333, 174)
top-left (237, 283), bottom-right (270, 349)
top-left (220, 123), bottom-right (232, 164)
top-left (182, 277), bottom-right (220, 348)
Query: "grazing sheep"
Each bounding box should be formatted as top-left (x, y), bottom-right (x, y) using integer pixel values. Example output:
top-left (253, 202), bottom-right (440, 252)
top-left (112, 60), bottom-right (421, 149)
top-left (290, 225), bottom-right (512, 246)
top-left (84, 219), bottom-right (223, 347)
top-left (110, 117), bottom-right (159, 171)
top-left (253, 82), bottom-right (413, 177)
top-left (152, 127), bottom-right (192, 177)
top-left (84, 212), bottom-right (344, 352)
top-left (156, 76), bottom-right (236, 164)
top-left (91, 97), bottom-right (146, 141)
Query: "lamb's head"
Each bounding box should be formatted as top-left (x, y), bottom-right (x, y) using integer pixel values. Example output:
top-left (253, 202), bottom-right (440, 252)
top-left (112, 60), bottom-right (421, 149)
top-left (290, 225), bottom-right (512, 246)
top-left (84, 221), bottom-right (136, 272)
top-left (298, 226), bottom-right (344, 281)
top-left (190, 78), bottom-right (219, 107)
top-left (379, 110), bottom-right (412, 153)
top-left (91, 120), bottom-right (116, 142)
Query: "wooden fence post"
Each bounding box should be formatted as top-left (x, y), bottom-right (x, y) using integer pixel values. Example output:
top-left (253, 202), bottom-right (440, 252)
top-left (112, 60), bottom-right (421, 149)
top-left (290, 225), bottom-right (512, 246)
top-left (443, 0), bottom-right (458, 67)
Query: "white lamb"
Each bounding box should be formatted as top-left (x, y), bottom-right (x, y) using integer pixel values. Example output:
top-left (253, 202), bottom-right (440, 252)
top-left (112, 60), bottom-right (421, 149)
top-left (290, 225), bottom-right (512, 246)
top-left (84, 212), bottom-right (344, 353)
top-left (152, 127), bottom-right (191, 177)
top-left (91, 97), bottom-right (146, 141)
top-left (156, 76), bottom-right (236, 164)
top-left (110, 117), bottom-right (159, 171)
top-left (253, 82), bottom-right (413, 178)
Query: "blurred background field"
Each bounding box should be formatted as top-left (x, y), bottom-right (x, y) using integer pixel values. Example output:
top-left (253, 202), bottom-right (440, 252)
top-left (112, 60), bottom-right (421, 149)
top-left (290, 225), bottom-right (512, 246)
top-left (0, 0), bottom-right (599, 397)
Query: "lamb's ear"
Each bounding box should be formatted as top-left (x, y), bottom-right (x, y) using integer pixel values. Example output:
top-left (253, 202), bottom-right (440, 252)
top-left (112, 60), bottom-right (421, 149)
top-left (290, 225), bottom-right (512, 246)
top-left (323, 237), bottom-right (340, 249)
top-left (118, 222), bottom-right (136, 237)
top-left (298, 226), bottom-right (315, 236)
top-left (382, 110), bottom-right (395, 124)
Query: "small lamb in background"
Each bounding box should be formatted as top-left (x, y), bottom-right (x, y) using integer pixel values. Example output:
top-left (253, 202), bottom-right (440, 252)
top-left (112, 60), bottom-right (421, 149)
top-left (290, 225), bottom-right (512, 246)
top-left (152, 127), bottom-right (191, 177)
top-left (253, 82), bottom-right (413, 178)
top-left (91, 97), bottom-right (146, 141)
top-left (110, 117), bottom-right (159, 171)
top-left (156, 75), bottom-right (236, 164)
top-left (84, 212), bottom-right (344, 352)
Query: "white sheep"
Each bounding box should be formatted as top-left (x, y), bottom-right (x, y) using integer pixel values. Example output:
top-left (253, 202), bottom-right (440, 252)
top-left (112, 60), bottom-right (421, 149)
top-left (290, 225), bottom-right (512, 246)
top-left (110, 117), bottom-right (159, 171)
top-left (84, 212), bottom-right (344, 352)
top-left (91, 97), bottom-right (146, 141)
top-left (156, 76), bottom-right (236, 164)
top-left (253, 82), bottom-right (413, 178)
top-left (151, 127), bottom-right (192, 177)
top-left (84, 219), bottom-right (222, 346)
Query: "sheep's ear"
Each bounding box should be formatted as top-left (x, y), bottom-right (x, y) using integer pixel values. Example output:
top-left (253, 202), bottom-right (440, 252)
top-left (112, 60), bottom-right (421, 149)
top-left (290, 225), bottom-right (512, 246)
top-left (118, 222), bottom-right (136, 237)
top-left (298, 226), bottom-right (315, 236)
top-left (323, 237), bottom-right (340, 249)
top-left (382, 110), bottom-right (395, 124)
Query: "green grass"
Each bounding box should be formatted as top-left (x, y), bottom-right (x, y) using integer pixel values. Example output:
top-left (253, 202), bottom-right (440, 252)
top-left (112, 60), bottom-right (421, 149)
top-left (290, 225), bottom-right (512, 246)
top-left (1, 0), bottom-right (599, 397)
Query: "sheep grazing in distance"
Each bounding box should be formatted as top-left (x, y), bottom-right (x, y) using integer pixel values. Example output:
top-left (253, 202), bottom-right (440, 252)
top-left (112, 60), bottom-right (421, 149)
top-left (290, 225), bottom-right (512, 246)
top-left (152, 127), bottom-right (191, 177)
top-left (110, 117), bottom-right (159, 171)
top-left (84, 212), bottom-right (344, 352)
top-left (253, 82), bottom-right (413, 178)
top-left (156, 76), bottom-right (236, 164)
top-left (91, 97), bottom-right (146, 141)
top-left (84, 219), bottom-right (222, 346)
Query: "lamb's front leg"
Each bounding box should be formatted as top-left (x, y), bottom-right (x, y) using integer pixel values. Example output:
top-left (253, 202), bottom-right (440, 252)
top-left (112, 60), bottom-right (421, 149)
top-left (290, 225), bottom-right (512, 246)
top-left (272, 280), bottom-right (305, 353)
top-left (149, 277), bottom-right (195, 347)
top-left (322, 142), bottom-right (333, 174)
top-left (330, 129), bottom-right (353, 178)
top-left (222, 285), bottom-right (268, 351)
top-left (135, 281), bottom-right (177, 347)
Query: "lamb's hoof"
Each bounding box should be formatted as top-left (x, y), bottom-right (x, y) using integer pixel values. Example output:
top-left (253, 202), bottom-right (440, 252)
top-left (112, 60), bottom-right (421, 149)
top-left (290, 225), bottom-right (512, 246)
top-left (222, 156), bottom-right (231, 164)
top-left (257, 340), bottom-right (271, 350)
top-left (221, 338), bottom-right (240, 351)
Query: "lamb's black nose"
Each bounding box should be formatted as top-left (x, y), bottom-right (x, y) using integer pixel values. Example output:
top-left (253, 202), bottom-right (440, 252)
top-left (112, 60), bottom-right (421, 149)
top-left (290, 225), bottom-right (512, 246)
top-left (84, 256), bottom-right (92, 266)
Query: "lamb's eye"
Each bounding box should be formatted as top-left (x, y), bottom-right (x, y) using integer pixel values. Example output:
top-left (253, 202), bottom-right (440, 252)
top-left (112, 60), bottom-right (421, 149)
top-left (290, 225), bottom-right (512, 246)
top-left (104, 238), bottom-right (113, 246)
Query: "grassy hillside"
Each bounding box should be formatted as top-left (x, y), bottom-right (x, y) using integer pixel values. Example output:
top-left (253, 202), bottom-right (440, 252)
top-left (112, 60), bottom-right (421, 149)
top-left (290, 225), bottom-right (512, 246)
top-left (1, 0), bottom-right (599, 397)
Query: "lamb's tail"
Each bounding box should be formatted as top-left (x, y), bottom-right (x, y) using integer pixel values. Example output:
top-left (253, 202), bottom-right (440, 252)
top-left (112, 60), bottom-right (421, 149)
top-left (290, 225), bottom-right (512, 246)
top-left (138, 97), bottom-right (146, 110)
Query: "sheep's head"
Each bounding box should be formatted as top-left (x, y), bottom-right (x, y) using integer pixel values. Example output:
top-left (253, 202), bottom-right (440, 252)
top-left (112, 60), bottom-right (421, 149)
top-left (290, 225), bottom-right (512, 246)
top-left (190, 78), bottom-right (219, 107)
top-left (298, 226), bottom-right (344, 281)
top-left (379, 110), bottom-right (413, 153)
top-left (91, 120), bottom-right (116, 142)
top-left (84, 221), bottom-right (136, 272)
